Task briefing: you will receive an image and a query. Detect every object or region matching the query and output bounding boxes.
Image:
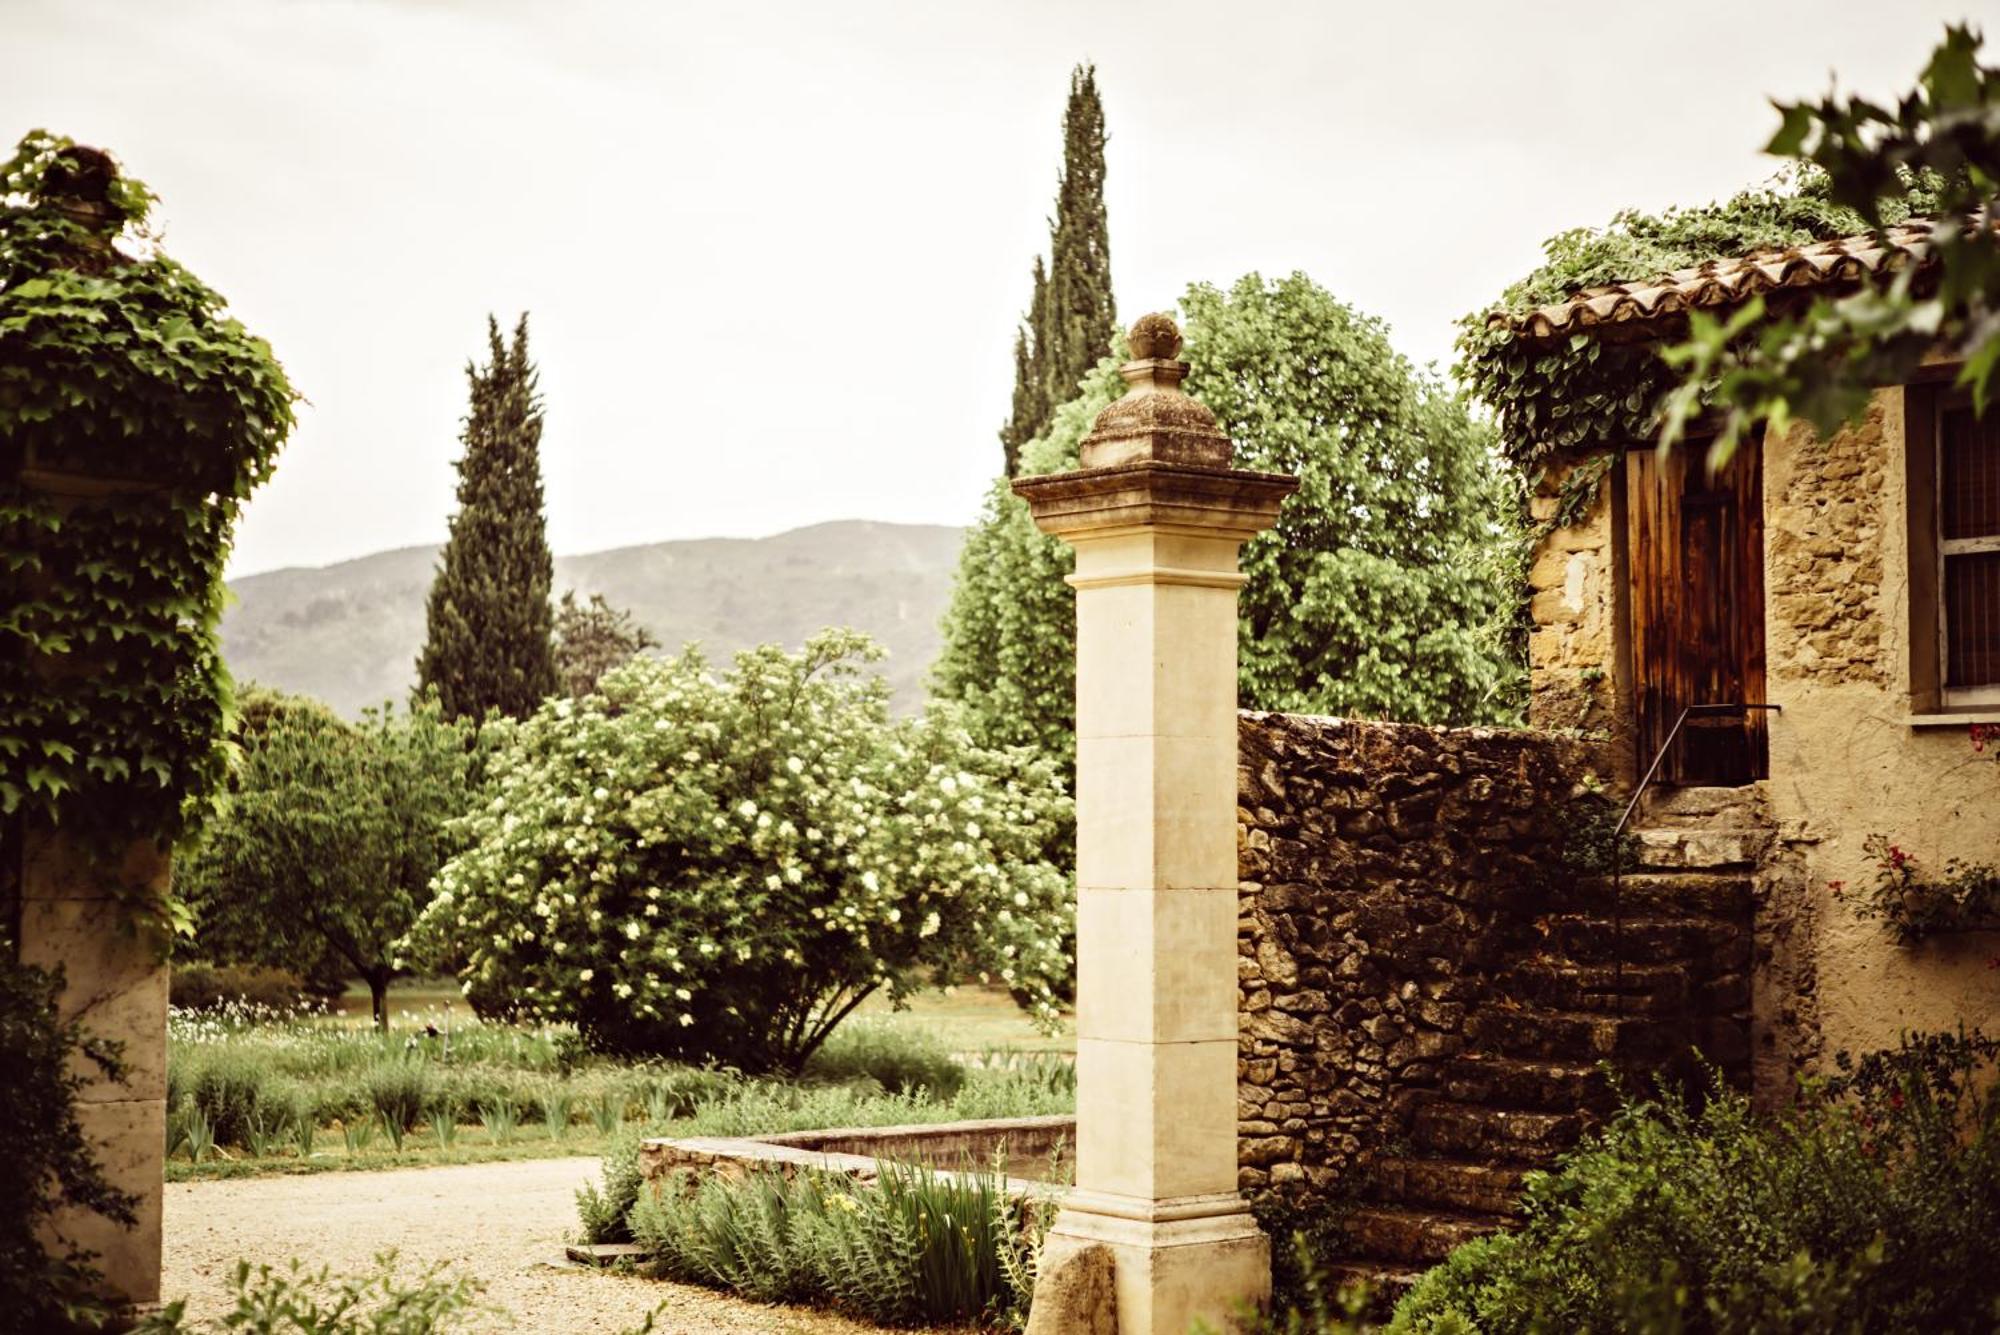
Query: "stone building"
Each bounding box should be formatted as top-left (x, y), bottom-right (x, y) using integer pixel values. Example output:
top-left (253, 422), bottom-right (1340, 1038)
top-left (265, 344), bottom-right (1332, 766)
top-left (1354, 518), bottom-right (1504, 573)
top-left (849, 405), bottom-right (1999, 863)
top-left (1232, 223), bottom-right (2000, 1294)
top-left (1507, 221), bottom-right (2000, 1077)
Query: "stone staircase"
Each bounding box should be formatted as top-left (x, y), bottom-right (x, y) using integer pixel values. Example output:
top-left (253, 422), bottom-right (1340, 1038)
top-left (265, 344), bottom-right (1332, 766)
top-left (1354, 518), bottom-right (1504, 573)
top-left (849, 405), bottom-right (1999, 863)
top-left (1320, 786), bottom-right (1764, 1300)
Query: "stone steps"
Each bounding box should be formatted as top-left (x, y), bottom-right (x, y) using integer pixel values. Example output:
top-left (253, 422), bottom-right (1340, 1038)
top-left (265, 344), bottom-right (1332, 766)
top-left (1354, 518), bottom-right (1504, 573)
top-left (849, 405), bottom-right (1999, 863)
top-left (1310, 806), bottom-right (1764, 1292)
top-left (1504, 959), bottom-right (1697, 1016)
top-left (1410, 1100), bottom-right (1581, 1167)
top-left (1555, 870), bottom-right (1755, 919)
top-left (1441, 1053), bottom-right (1613, 1111)
top-left (1631, 827), bottom-right (1763, 870)
top-left (1339, 1203), bottom-right (1512, 1265)
top-left (1370, 1155), bottom-right (1529, 1215)
top-left (1319, 1261), bottom-right (1427, 1311)
top-left (1639, 784), bottom-right (1768, 830)
top-left (1464, 1004), bottom-right (1689, 1062)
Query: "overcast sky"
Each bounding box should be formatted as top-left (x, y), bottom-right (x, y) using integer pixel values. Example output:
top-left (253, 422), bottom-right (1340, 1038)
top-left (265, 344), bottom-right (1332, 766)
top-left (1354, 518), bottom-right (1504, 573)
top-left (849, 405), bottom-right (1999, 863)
top-left (13, 0), bottom-right (1993, 576)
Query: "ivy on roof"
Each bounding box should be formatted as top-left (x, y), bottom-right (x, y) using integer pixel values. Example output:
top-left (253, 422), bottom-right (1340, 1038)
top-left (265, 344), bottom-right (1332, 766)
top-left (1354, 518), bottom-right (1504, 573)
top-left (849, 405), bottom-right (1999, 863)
top-left (1458, 168), bottom-right (1940, 471)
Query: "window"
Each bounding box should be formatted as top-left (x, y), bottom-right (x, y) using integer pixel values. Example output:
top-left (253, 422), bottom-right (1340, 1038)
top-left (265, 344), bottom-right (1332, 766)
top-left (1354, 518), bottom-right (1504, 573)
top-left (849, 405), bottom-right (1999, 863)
top-left (1937, 404), bottom-right (2000, 706)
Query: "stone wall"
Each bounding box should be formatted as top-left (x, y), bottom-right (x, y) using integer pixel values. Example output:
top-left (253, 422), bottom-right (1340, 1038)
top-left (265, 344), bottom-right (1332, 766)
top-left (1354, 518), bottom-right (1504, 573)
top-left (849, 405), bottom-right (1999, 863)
top-left (1234, 711), bottom-right (1598, 1203)
top-left (1525, 458), bottom-right (1626, 756)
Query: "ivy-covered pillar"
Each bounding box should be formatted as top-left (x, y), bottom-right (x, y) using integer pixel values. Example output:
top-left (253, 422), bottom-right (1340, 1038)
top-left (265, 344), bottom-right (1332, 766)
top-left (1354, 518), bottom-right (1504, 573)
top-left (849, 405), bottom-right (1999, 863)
top-left (1, 136), bottom-right (295, 1324)
top-left (1015, 314), bottom-right (1295, 1334)
top-left (17, 827), bottom-right (171, 1312)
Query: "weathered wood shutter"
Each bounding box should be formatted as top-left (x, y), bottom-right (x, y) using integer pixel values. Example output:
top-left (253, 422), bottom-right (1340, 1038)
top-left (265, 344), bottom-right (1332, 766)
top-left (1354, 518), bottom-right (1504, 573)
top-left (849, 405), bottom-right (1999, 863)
top-left (1625, 440), bottom-right (1768, 785)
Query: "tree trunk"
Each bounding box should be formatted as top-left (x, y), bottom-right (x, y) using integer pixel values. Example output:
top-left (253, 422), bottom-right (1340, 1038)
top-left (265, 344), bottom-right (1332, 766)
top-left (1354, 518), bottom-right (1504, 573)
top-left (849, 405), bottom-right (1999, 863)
top-left (366, 969), bottom-right (393, 1033)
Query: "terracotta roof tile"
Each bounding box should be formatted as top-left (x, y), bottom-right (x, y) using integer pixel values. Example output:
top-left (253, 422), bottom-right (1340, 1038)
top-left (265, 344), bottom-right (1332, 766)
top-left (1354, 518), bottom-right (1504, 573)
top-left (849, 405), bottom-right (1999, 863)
top-left (1494, 220), bottom-right (1935, 339)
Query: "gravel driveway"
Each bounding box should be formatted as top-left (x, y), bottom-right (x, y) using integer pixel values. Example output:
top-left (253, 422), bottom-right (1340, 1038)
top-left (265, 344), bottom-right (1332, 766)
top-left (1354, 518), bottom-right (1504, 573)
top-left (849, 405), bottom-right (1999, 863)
top-left (163, 1157), bottom-right (889, 1333)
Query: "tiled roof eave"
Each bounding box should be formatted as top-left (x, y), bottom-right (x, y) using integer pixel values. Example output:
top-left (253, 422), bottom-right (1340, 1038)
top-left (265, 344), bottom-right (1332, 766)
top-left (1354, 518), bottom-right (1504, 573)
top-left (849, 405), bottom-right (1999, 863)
top-left (1491, 220), bottom-right (1937, 342)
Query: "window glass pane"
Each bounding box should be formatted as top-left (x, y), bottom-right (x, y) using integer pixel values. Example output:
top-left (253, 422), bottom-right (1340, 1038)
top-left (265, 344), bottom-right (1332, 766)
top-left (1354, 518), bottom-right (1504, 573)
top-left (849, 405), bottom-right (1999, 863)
top-left (1942, 405), bottom-right (2000, 539)
top-left (1946, 550), bottom-right (2000, 687)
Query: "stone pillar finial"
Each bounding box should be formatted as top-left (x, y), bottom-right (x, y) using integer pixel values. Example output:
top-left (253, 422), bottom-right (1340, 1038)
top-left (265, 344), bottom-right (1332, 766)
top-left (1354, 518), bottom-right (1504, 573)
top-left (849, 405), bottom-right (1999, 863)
top-left (1080, 314), bottom-right (1232, 471)
top-left (1012, 307), bottom-right (1297, 1335)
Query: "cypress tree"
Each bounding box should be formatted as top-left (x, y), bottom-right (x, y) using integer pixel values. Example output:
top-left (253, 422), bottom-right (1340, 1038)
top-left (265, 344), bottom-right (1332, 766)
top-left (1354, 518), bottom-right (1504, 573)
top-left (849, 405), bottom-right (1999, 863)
top-left (416, 314), bottom-right (559, 721)
top-left (1041, 64), bottom-right (1115, 417)
top-left (998, 65), bottom-right (1114, 476)
top-left (1000, 257), bottom-right (1050, 477)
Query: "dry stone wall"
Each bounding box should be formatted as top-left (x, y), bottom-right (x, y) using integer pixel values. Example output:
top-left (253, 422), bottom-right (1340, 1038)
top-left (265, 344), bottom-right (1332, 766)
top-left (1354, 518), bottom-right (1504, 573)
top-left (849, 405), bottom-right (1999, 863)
top-left (1235, 711), bottom-right (1598, 1203)
top-left (1765, 400), bottom-right (1889, 686)
top-left (1235, 707), bottom-right (1755, 1282)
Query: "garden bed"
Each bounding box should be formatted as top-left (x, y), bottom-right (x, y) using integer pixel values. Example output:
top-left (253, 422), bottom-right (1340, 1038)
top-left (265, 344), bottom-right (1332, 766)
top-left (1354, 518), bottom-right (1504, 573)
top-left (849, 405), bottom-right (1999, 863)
top-left (639, 1112), bottom-right (1074, 1198)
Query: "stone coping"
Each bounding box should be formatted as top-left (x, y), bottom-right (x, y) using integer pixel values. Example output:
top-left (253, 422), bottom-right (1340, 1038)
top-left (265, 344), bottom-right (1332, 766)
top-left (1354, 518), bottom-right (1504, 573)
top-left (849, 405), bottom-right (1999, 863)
top-left (639, 1113), bottom-right (1073, 1201)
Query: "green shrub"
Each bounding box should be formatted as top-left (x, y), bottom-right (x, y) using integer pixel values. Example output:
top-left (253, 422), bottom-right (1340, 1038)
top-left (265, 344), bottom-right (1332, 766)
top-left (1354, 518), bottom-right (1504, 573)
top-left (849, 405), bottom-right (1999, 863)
top-left (630, 1161), bottom-right (1028, 1325)
top-left (805, 1022), bottom-right (966, 1097)
top-left (136, 1252), bottom-right (486, 1333)
top-left (172, 1042), bottom-right (276, 1147)
top-left (578, 1125), bottom-right (651, 1244)
top-left (1391, 1033), bottom-right (2000, 1334)
top-left (169, 964), bottom-right (318, 1014)
top-left (403, 631), bottom-right (1075, 1073)
top-left (364, 1056), bottom-right (437, 1134)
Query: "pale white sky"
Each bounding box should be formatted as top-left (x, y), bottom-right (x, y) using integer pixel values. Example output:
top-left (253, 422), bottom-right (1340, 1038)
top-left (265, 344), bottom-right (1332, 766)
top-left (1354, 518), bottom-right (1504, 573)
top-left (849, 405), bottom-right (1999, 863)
top-left (12, 0), bottom-right (1993, 576)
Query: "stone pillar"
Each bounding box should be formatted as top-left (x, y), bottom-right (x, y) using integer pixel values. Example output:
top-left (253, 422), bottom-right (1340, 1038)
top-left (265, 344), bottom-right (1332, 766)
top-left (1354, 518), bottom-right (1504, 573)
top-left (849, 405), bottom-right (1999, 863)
top-left (19, 830), bottom-right (169, 1316)
top-left (1016, 314), bottom-right (1296, 1334)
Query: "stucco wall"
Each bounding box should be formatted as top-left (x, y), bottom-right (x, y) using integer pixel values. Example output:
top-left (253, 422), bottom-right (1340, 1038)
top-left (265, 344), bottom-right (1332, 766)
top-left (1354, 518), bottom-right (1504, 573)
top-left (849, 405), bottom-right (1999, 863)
top-left (1760, 392), bottom-right (2000, 1066)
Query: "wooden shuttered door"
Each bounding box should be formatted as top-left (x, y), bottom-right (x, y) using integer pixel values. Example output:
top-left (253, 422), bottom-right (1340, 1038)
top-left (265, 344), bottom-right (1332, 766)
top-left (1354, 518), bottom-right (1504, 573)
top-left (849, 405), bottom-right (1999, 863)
top-left (1625, 440), bottom-right (1768, 786)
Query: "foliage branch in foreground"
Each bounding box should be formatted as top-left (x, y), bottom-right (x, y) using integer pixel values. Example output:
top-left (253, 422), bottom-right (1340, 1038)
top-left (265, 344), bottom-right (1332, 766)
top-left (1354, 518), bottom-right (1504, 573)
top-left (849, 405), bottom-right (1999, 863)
top-left (0, 130), bottom-right (296, 929)
top-left (405, 629), bottom-right (1073, 1073)
top-left (1665, 25), bottom-right (2000, 460)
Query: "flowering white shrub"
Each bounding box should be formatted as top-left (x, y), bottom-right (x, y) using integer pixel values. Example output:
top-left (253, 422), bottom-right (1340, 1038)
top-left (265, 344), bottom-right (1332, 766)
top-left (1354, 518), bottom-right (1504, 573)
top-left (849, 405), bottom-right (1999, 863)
top-left (402, 631), bottom-right (1073, 1072)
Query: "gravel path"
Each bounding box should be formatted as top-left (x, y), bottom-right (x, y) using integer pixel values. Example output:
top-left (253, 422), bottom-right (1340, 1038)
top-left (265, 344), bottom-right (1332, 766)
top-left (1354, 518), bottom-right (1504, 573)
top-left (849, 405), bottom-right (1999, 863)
top-left (164, 1157), bottom-right (889, 1333)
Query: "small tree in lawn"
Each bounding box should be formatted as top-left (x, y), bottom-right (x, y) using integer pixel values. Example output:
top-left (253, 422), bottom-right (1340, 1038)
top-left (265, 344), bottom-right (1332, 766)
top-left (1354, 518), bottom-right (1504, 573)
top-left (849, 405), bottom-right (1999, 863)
top-left (404, 630), bottom-right (1073, 1073)
top-left (417, 315), bottom-right (559, 721)
top-left (553, 590), bottom-right (659, 698)
top-left (180, 690), bottom-right (473, 1030)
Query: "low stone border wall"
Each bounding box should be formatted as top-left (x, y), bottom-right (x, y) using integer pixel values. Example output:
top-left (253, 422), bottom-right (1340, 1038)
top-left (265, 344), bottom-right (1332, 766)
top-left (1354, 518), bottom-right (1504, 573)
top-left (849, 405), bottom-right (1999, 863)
top-left (639, 1113), bottom-right (1073, 1201)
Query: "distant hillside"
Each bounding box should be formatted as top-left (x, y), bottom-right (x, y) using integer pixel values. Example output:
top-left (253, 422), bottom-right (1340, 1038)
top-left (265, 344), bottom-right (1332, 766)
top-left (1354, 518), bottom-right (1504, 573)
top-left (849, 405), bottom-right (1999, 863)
top-left (221, 521), bottom-right (966, 717)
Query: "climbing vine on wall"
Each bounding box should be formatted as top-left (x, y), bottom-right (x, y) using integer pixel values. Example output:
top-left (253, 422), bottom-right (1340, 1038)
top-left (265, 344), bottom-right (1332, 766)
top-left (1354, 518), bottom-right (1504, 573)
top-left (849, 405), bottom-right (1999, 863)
top-left (0, 130), bottom-right (296, 931)
top-left (1839, 834), bottom-right (2000, 945)
top-left (1456, 167), bottom-right (1943, 475)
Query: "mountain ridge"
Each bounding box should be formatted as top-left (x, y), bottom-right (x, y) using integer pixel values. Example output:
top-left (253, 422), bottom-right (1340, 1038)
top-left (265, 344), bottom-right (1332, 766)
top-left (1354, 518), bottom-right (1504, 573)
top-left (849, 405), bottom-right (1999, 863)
top-left (220, 519), bottom-right (966, 717)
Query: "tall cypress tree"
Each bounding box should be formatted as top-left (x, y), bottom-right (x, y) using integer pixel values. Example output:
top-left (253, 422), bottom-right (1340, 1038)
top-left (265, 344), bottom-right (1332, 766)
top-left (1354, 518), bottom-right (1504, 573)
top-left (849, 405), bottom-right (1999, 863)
top-left (999, 65), bottom-right (1115, 476)
top-left (416, 314), bottom-right (558, 721)
top-left (1000, 257), bottom-right (1050, 477)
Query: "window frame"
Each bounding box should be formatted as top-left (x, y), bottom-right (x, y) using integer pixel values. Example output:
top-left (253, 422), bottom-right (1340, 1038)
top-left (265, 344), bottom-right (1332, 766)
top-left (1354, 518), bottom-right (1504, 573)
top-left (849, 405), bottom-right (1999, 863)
top-left (1935, 396), bottom-right (2000, 708)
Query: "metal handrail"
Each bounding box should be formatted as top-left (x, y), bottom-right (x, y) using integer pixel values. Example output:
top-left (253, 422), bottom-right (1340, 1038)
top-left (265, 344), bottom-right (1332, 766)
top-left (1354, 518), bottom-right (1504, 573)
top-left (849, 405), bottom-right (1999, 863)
top-left (1609, 702), bottom-right (1782, 1015)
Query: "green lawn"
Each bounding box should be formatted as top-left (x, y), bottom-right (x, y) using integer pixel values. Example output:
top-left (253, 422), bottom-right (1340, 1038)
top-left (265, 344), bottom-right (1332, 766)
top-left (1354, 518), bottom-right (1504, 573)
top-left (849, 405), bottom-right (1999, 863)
top-left (171, 981), bottom-right (1074, 1182)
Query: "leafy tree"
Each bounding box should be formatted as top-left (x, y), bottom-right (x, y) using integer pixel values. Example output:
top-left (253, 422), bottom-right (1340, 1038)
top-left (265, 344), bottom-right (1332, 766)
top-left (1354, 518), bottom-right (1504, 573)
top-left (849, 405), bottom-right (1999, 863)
top-left (1663, 25), bottom-right (1999, 458)
top-left (416, 315), bottom-right (558, 721)
top-left (404, 631), bottom-right (1073, 1073)
top-left (180, 690), bottom-right (474, 1031)
top-left (938, 272), bottom-right (1522, 765)
top-left (553, 591), bottom-right (659, 698)
top-left (1000, 66), bottom-right (1116, 476)
top-left (0, 946), bottom-right (135, 1330)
